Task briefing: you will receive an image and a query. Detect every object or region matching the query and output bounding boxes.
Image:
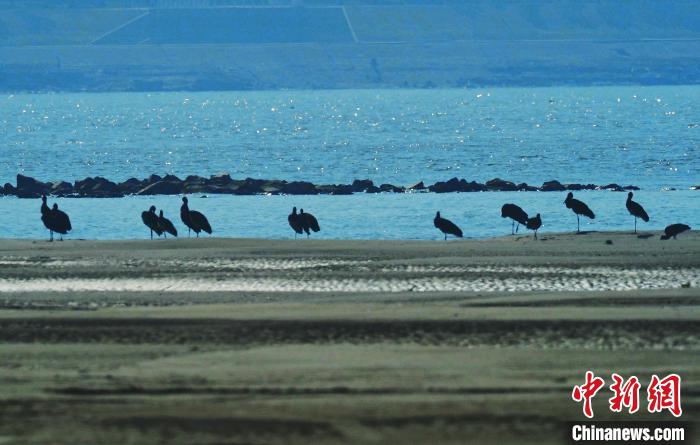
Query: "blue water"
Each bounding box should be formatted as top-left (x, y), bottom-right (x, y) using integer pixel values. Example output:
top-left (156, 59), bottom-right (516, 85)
top-left (2, 190), bottom-right (696, 240)
top-left (0, 86), bottom-right (698, 240)
top-left (1, 86), bottom-right (698, 189)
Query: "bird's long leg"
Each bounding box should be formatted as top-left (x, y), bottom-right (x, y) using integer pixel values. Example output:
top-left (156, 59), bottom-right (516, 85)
top-left (188, 228), bottom-right (191, 238)
top-left (511, 221), bottom-right (514, 235)
top-left (196, 232), bottom-right (199, 238)
top-left (535, 229), bottom-right (538, 240)
top-left (577, 214), bottom-right (580, 233)
top-left (444, 233), bottom-right (447, 241)
top-left (634, 217), bottom-right (637, 234)
top-left (516, 223), bottom-right (519, 234)
top-left (49, 230), bottom-right (53, 242)
top-left (150, 229), bottom-right (153, 240)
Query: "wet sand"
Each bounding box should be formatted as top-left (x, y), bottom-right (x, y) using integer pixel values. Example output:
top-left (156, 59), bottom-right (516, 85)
top-left (0, 231), bottom-right (697, 444)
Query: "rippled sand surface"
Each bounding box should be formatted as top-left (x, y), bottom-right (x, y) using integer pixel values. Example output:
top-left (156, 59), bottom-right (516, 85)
top-left (0, 232), bottom-right (697, 444)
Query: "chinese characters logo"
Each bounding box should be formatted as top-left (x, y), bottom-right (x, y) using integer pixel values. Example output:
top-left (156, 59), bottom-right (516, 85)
top-left (572, 372), bottom-right (682, 418)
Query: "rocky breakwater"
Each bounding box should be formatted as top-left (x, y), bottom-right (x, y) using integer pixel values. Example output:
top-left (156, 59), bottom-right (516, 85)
top-left (2, 174), bottom-right (643, 198)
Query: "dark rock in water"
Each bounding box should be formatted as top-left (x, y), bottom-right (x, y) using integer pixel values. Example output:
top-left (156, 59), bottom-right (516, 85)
top-left (136, 180), bottom-right (183, 195)
top-left (430, 177), bottom-right (488, 193)
top-left (260, 180), bottom-right (286, 195)
top-left (51, 181), bottom-right (74, 196)
top-left (118, 178), bottom-right (147, 195)
top-left (282, 181), bottom-right (317, 195)
top-left (352, 179), bottom-right (374, 192)
top-left (600, 183), bottom-right (624, 192)
top-left (136, 174), bottom-right (183, 195)
top-left (207, 173), bottom-right (234, 187)
top-left (3, 183), bottom-right (16, 196)
top-left (380, 183), bottom-right (405, 193)
top-left (464, 180), bottom-right (487, 192)
top-left (233, 178), bottom-right (266, 195)
top-left (486, 178), bottom-right (518, 191)
top-left (408, 181), bottom-right (426, 191)
top-left (6, 173), bottom-right (645, 197)
top-left (540, 180), bottom-right (566, 192)
top-left (605, 240), bottom-right (613, 245)
top-left (429, 177), bottom-right (459, 193)
top-left (144, 174), bottom-right (162, 186)
top-left (517, 183), bottom-right (538, 192)
top-left (16, 174), bottom-right (52, 198)
top-left (317, 184), bottom-right (354, 195)
top-left (74, 176), bottom-right (123, 197)
top-left (182, 175), bottom-right (208, 193)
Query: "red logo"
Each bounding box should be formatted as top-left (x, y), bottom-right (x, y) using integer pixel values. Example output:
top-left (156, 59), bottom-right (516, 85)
top-left (572, 371), bottom-right (605, 418)
top-left (647, 374), bottom-right (682, 417)
top-left (609, 373), bottom-right (641, 414)
top-left (572, 372), bottom-right (682, 418)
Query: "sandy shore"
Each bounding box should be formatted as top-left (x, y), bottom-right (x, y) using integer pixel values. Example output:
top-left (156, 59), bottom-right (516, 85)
top-left (0, 231), bottom-right (697, 444)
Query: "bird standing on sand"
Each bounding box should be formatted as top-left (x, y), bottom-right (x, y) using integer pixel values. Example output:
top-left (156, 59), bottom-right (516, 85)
top-left (288, 207), bottom-right (304, 238)
top-left (41, 195), bottom-right (72, 241)
top-left (180, 197), bottom-right (212, 238)
top-left (564, 192), bottom-right (595, 233)
top-left (434, 211), bottom-right (463, 240)
top-left (40, 195), bottom-right (54, 241)
top-left (141, 206), bottom-right (163, 239)
top-left (298, 209), bottom-right (320, 238)
top-left (660, 223), bottom-right (691, 240)
top-left (49, 203), bottom-right (72, 241)
top-left (526, 213), bottom-right (542, 239)
top-left (626, 192), bottom-right (649, 234)
top-left (158, 210), bottom-right (178, 238)
top-left (501, 204), bottom-right (528, 235)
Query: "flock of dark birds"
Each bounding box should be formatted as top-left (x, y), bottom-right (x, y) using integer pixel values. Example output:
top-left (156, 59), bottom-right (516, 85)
top-left (38, 192), bottom-right (691, 242)
top-left (434, 192), bottom-right (691, 241)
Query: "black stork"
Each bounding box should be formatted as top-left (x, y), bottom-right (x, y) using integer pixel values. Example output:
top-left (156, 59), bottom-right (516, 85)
top-left (626, 192), bottom-right (649, 234)
top-left (141, 206), bottom-right (162, 239)
top-left (564, 192), bottom-right (595, 233)
top-left (288, 207), bottom-right (304, 238)
top-left (526, 213), bottom-right (542, 239)
top-left (434, 211), bottom-right (463, 240)
top-left (40, 195), bottom-right (54, 241)
top-left (180, 197), bottom-right (212, 238)
top-left (50, 203), bottom-right (72, 241)
top-left (501, 203), bottom-right (528, 235)
top-left (660, 224), bottom-right (691, 240)
top-left (158, 210), bottom-right (178, 238)
top-left (298, 209), bottom-right (320, 238)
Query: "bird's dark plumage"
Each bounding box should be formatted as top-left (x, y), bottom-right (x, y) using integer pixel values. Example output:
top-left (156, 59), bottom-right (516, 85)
top-left (40, 195), bottom-right (72, 241)
top-left (525, 213), bottom-right (542, 239)
top-left (564, 192), bottom-right (595, 232)
top-left (626, 193), bottom-right (649, 222)
top-left (434, 211), bottom-right (463, 240)
top-left (142, 205), bottom-right (162, 239)
top-left (626, 192), bottom-right (649, 234)
top-left (40, 195), bottom-right (52, 232)
top-left (299, 209), bottom-right (320, 237)
top-left (180, 196), bottom-right (212, 237)
top-left (501, 203), bottom-right (528, 234)
top-left (50, 203), bottom-right (71, 236)
top-left (158, 210), bottom-right (178, 238)
top-left (288, 207), bottom-right (304, 237)
top-left (660, 223), bottom-right (690, 240)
